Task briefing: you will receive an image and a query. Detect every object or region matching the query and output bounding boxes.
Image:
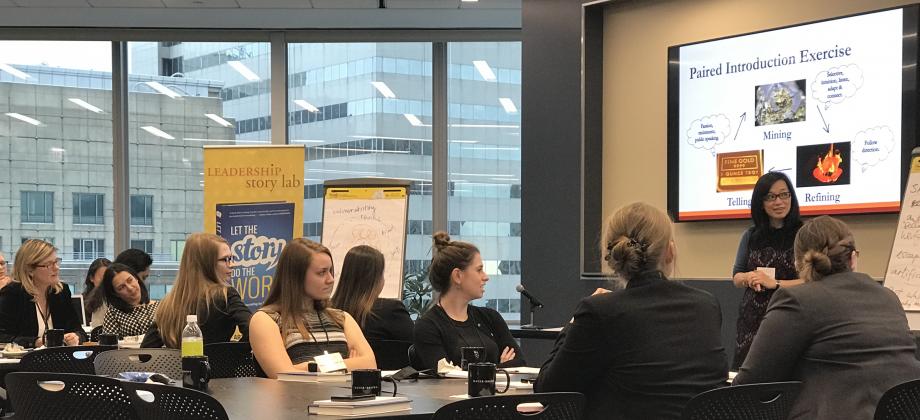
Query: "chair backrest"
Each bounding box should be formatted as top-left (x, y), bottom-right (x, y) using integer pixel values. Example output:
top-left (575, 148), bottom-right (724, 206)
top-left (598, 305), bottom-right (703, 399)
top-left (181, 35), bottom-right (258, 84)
top-left (6, 372), bottom-right (134, 420)
top-left (94, 348), bottom-right (183, 379)
top-left (431, 392), bottom-right (585, 420)
top-left (204, 342), bottom-right (261, 378)
top-left (875, 378), bottom-right (920, 420)
top-left (682, 381), bottom-right (803, 420)
top-left (368, 339), bottom-right (412, 370)
top-left (123, 381), bottom-right (229, 420)
top-left (19, 345), bottom-right (116, 374)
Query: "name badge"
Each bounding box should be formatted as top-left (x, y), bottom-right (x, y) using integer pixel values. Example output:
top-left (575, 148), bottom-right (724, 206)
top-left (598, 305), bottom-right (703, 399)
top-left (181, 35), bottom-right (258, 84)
top-left (314, 352), bottom-right (347, 373)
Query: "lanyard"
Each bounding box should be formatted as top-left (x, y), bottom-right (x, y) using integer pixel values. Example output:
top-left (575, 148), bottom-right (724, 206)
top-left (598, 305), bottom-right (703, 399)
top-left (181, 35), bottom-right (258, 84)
top-left (35, 301), bottom-right (51, 337)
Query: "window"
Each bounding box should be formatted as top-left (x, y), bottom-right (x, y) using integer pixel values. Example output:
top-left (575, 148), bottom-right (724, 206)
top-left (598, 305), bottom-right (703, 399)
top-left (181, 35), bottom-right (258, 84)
top-left (130, 195), bottom-right (154, 226)
top-left (21, 191), bottom-right (54, 223)
top-left (130, 239), bottom-right (153, 254)
top-left (73, 193), bottom-right (104, 225)
top-left (73, 238), bottom-right (104, 261)
top-left (170, 239), bottom-right (186, 262)
top-left (448, 42), bottom-right (522, 319)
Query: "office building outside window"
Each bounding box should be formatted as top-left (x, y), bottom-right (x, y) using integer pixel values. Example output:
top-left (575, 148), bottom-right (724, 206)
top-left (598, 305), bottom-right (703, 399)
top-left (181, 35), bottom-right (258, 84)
top-left (73, 192), bottom-right (104, 225)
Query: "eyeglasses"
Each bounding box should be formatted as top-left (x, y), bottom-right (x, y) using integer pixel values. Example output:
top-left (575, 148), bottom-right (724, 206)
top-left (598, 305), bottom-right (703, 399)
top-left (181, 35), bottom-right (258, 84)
top-left (764, 191), bottom-right (792, 202)
top-left (217, 256), bottom-right (233, 264)
top-left (0, 261), bottom-right (6, 267)
top-left (34, 258), bottom-right (62, 269)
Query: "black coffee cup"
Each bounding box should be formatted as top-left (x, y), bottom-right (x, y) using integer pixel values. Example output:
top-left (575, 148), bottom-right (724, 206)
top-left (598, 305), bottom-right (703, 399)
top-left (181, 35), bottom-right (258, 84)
top-left (352, 369), bottom-right (397, 397)
top-left (467, 362), bottom-right (510, 397)
top-left (98, 333), bottom-right (118, 346)
top-left (181, 356), bottom-right (211, 391)
top-left (460, 346), bottom-right (485, 370)
top-left (45, 329), bottom-right (65, 347)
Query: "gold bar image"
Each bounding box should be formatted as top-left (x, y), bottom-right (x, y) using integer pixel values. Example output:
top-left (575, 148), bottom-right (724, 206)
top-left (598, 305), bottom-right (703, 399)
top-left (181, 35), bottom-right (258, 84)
top-left (717, 150), bottom-right (763, 192)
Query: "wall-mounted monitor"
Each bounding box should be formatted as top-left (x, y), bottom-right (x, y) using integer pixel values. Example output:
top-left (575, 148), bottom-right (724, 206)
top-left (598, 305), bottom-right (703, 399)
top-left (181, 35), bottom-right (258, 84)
top-left (667, 6), bottom-right (918, 221)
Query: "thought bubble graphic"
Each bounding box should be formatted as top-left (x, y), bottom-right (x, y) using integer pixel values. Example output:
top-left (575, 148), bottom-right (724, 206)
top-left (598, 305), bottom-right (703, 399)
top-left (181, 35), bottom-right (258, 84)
top-left (812, 64), bottom-right (863, 108)
top-left (852, 125), bottom-right (894, 173)
top-left (686, 114), bottom-right (731, 155)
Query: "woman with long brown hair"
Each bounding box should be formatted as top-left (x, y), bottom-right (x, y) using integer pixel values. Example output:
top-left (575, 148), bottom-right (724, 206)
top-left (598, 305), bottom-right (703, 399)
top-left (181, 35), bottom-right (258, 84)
top-left (250, 238), bottom-right (375, 379)
top-left (141, 233), bottom-right (251, 348)
top-left (330, 245), bottom-right (413, 342)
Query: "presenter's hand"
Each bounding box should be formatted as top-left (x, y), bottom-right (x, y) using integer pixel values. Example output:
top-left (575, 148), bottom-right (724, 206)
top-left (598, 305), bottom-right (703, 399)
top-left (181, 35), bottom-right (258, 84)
top-left (64, 333), bottom-right (79, 346)
top-left (749, 271), bottom-right (771, 292)
top-left (591, 288), bottom-right (612, 296)
top-left (500, 346), bottom-right (516, 363)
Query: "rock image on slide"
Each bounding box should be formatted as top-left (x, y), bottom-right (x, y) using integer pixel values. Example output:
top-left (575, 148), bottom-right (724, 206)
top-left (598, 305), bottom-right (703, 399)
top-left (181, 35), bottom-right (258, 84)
top-left (754, 80), bottom-right (807, 126)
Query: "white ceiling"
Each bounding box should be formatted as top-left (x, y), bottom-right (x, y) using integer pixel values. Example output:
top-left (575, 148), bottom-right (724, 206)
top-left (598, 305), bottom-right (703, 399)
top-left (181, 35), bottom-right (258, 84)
top-left (0, 0), bottom-right (521, 9)
top-left (0, 0), bottom-right (520, 28)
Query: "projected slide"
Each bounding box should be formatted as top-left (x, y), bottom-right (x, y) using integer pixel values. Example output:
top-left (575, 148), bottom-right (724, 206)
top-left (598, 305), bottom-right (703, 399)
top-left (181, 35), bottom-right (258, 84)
top-left (672, 9), bottom-right (903, 221)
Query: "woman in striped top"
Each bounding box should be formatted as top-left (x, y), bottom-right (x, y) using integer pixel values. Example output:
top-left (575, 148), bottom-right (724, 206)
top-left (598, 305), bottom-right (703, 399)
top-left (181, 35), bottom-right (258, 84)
top-left (250, 239), bottom-right (376, 378)
top-left (101, 263), bottom-right (158, 339)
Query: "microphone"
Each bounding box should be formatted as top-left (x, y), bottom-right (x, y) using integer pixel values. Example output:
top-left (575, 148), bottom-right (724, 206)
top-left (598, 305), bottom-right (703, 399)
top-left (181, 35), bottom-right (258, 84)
top-left (516, 284), bottom-right (545, 308)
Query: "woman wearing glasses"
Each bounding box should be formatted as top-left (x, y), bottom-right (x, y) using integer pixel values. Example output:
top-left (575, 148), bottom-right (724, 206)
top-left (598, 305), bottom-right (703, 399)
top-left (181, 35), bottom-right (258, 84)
top-left (141, 233), bottom-right (252, 348)
top-left (100, 263), bottom-right (159, 339)
top-left (0, 239), bottom-right (84, 347)
top-left (731, 171), bottom-right (803, 369)
top-left (735, 216), bottom-right (920, 419)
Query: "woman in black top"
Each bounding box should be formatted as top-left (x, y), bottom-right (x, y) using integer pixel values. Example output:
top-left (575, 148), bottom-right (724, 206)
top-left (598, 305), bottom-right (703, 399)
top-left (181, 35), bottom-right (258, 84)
top-left (535, 202), bottom-right (727, 420)
top-left (412, 232), bottom-right (524, 372)
top-left (82, 257), bottom-right (111, 327)
top-left (141, 233), bottom-right (252, 348)
top-left (331, 245), bottom-right (413, 342)
top-left (0, 240), bottom-right (85, 347)
top-left (730, 172), bottom-right (803, 368)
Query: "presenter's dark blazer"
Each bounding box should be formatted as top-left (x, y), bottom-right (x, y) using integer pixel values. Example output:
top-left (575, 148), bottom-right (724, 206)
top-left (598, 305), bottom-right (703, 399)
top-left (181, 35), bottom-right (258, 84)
top-left (363, 298), bottom-right (414, 342)
top-left (734, 271), bottom-right (920, 420)
top-left (0, 282), bottom-right (85, 348)
top-left (535, 272), bottom-right (728, 420)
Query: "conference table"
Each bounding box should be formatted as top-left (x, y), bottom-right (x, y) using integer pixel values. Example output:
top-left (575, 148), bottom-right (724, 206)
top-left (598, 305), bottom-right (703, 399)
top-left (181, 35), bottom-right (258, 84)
top-left (207, 376), bottom-right (495, 419)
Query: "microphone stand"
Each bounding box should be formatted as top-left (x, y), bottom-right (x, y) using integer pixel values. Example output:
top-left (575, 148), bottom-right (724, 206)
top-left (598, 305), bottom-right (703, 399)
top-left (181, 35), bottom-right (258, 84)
top-left (520, 298), bottom-right (545, 330)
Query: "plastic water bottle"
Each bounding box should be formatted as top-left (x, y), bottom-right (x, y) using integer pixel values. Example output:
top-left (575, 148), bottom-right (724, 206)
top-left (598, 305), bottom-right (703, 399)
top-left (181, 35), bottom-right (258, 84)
top-left (181, 315), bottom-right (204, 357)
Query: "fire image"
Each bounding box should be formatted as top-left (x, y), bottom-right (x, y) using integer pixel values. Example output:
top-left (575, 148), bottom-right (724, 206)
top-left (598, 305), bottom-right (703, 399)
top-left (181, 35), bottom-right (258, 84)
top-left (795, 142), bottom-right (851, 188)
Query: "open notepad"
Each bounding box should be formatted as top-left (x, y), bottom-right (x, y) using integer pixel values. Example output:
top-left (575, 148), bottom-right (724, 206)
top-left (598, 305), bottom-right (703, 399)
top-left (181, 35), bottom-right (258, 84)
top-left (307, 396), bottom-right (411, 416)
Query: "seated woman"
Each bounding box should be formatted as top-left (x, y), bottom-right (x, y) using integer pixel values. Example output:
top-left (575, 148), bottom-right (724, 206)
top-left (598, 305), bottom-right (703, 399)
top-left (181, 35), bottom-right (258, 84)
top-left (82, 257), bottom-right (111, 328)
top-left (141, 233), bottom-right (252, 348)
top-left (0, 251), bottom-right (11, 290)
top-left (0, 239), bottom-right (84, 348)
top-left (734, 216), bottom-right (920, 419)
top-left (331, 245), bottom-right (414, 342)
top-left (251, 238), bottom-right (376, 378)
top-left (534, 203), bottom-right (727, 420)
top-left (412, 232), bottom-right (525, 372)
top-left (101, 263), bottom-right (159, 339)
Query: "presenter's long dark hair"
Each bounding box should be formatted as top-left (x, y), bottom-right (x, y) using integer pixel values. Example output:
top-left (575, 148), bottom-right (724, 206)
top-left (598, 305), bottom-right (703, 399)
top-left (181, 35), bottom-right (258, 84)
top-left (750, 172), bottom-right (802, 242)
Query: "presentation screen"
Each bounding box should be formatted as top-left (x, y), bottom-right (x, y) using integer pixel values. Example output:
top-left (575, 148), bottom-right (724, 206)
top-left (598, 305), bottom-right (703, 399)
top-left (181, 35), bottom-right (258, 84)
top-left (667, 7), bottom-right (918, 221)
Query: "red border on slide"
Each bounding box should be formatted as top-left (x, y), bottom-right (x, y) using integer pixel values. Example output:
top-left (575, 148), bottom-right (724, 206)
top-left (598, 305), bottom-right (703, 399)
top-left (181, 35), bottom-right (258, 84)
top-left (679, 201), bottom-right (902, 221)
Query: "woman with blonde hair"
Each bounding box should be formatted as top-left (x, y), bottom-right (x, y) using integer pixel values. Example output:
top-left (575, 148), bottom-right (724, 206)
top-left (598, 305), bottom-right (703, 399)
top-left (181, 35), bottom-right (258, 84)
top-left (141, 233), bottom-right (251, 348)
top-left (331, 245), bottom-right (413, 342)
top-left (535, 202), bottom-right (726, 420)
top-left (735, 216), bottom-right (920, 419)
top-left (0, 240), bottom-right (84, 347)
top-left (251, 238), bottom-right (376, 379)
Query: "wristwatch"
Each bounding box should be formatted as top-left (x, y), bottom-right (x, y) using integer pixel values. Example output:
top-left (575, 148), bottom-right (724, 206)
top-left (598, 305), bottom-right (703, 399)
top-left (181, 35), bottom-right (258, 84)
top-left (775, 280), bottom-right (781, 289)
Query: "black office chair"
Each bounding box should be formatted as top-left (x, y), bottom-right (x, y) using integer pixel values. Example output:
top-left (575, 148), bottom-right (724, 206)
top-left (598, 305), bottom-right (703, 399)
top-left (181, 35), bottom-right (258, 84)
top-left (123, 381), bottom-right (229, 420)
top-left (368, 339), bottom-right (413, 370)
top-left (18, 345), bottom-right (117, 374)
top-left (94, 348), bottom-right (182, 379)
top-left (5, 372), bottom-right (133, 420)
top-left (681, 381), bottom-right (802, 420)
top-left (431, 392), bottom-right (585, 420)
top-left (204, 342), bottom-right (262, 378)
top-left (875, 378), bottom-right (920, 420)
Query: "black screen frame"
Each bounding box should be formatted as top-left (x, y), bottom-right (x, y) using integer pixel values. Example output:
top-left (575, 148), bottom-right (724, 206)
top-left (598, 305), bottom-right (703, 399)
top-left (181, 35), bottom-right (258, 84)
top-left (667, 5), bottom-right (920, 223)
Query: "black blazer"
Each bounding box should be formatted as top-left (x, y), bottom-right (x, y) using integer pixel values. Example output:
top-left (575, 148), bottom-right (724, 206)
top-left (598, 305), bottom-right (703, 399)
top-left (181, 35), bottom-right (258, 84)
top-left (0, 282), bottom-right (85, 348)
top-left (413, 304), bottom-right (525, 372)
top-left (734, 271), bottom-right (920, 419)
top-left (363, 298), bottom-right (414, 342)
top-left (535, 273), bottom-right (728, 420)
top-left (141, 287), bottom-right (252, 348)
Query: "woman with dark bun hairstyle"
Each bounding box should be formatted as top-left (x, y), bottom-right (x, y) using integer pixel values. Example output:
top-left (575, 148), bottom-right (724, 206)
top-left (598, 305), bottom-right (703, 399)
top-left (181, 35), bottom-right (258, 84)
top-left (411, 232), bottom-right (525, 372)
top-left (735, 216), bottom-right (920, 420)
top-left (535, 202), bottom-right (726, 420)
